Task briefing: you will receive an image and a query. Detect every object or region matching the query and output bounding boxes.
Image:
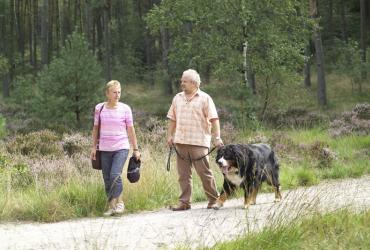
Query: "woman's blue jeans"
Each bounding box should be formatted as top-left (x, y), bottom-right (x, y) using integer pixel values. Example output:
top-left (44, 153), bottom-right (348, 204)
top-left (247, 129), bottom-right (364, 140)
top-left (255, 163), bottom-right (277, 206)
top-left (100, 149), bottom-right (129, 201)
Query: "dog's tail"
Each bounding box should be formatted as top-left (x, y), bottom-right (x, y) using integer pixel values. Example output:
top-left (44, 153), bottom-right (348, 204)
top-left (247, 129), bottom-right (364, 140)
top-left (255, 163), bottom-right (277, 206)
top-left (269, 150), bottom-right (280, 169)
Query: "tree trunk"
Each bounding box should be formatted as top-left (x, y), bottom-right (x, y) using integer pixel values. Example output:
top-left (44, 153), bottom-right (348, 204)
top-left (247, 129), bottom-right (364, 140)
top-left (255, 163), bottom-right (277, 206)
top-left (62, 0), bottom-right (71, 45)
top-left (33, 0), bottom-right (38, 71)
top-left (339, 0), bottom-right (348, 43)
top-left (0, 11), bottom-right (10, 98)
top-left (15, 0), bottom-right (25, 63)
top-left (48, 0), bottom-right (54, 59)
top-left (103, 1), bottom-right (112, 81)
top-left (310, 0), bottom-right (327, 106)
top-left (41, 0), bottom-right (49, 65)
top-left (160, 26), bottom-right (173, 94)
top-left (360, 0), bottom-right (367, 88)
top-left (96, 10), bottom-right (103, 62)
top-left (327, 0), bottom-right (333, 38)
top-left (55, 0), bottom-right (60, 55)
top-left (304, 43), bottom-right (311, 87)
top-left (138, 0), bottom-right (155, 85)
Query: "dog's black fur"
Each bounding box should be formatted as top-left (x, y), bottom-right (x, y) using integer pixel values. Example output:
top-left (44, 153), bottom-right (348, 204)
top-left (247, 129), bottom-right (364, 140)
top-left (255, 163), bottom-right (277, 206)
top-left (214, 143), bottom-right (282, 209)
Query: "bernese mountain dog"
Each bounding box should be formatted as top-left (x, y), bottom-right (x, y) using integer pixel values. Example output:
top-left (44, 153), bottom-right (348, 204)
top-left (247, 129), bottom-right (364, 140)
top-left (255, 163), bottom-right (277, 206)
top-left (214, 143), bottom-right (282, 209)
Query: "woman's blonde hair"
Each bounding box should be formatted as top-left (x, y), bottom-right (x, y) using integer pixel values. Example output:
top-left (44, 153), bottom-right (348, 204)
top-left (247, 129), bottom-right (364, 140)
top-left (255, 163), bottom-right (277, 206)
top-left (105, 80), bottom-right (121, 93)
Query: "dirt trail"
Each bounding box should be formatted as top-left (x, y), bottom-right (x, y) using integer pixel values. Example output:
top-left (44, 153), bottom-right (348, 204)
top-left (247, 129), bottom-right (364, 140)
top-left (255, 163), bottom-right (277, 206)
top-left (1, 176), bottom-right (370, 250)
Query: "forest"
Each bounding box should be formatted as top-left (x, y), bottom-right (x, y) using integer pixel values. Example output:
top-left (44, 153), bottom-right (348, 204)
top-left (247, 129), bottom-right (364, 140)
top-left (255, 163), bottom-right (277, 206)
top-left (0, 0), bottom-right (369, 130)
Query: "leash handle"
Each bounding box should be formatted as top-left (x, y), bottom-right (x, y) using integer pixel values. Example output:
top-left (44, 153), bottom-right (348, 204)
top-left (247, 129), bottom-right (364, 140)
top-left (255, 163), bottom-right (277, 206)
top-left (166, 146), bottom-right (173, 172)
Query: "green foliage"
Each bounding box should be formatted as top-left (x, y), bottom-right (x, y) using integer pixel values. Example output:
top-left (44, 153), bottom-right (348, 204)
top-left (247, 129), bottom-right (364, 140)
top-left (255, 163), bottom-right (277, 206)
top-left (0, 114), bottom-right (6, 138)
top-left (36, 31), bottom-right (103, 128)
top-left (296, 168), bottom-right (318, 186)
top-left (146, 0), bottom-right (310, 89)
top-left (333, 39), bottom-right (369, 92)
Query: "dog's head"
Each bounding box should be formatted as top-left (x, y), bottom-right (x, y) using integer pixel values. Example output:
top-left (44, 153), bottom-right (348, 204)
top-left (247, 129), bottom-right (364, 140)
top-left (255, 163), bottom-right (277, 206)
top-left (216, 144), bottom-right (250, 176)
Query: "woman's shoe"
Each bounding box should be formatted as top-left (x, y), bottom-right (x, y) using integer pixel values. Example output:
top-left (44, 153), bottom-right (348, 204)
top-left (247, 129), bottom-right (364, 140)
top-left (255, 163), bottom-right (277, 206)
top-left (103, 208), bottom-right (115, 216)
top-left (114, 202), bottom-right (125, 214)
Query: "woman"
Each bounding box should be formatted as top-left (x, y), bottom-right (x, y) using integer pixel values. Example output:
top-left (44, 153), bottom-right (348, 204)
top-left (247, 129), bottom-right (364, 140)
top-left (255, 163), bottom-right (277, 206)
top-left (91, 80), bottom-right (141, 216)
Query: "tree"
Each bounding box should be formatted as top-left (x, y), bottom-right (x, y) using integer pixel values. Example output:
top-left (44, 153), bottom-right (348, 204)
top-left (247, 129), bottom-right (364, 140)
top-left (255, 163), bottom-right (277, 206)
top-left (310, 0), bottom-right (327, 106)
top-left (146, 0), bottom-right (310, 117)
top-left (37, 31), bottom-right (103, 128)
top-left (360, 0), bottom-right (367, 83)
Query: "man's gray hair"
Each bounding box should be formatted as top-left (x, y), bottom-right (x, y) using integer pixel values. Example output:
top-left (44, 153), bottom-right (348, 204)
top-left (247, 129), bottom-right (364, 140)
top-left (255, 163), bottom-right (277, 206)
top-left (183, 69), bottom-right (201, 87)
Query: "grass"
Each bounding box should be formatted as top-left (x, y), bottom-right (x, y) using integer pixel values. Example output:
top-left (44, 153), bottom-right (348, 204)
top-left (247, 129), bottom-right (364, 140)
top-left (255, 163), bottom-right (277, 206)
top-left (203, 209), bottom-right (370, 250)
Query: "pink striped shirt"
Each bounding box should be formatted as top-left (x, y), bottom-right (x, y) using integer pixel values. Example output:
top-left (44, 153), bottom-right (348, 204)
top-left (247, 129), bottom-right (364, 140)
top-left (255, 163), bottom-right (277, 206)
top-left (94, 102), bottom-right (133, 151)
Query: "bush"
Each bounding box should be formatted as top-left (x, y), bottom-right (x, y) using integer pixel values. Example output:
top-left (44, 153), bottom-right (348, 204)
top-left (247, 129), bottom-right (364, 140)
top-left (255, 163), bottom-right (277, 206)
top-left (329, 103), bottom-right (370, 137)
top-left (6, 130), bottom-right (64, 158)
top-left (62, 133), bottom-right (91, 157)
top-left (265, 107), bottom-right (328, 128)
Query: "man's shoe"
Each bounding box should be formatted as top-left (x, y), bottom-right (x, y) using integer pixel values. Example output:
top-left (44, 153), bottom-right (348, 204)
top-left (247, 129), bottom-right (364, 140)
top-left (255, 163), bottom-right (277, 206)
top-left (207, 202), bottom-right (217, 209)
top-left (170, 203), bottom-right (191, 211)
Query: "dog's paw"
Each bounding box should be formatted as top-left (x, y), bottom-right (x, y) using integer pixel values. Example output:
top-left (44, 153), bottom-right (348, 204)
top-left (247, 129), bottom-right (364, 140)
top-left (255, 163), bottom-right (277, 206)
top-left (212, 203), bottom-right (223, 210)
top-left (274, 198), bottom-right (281, 203)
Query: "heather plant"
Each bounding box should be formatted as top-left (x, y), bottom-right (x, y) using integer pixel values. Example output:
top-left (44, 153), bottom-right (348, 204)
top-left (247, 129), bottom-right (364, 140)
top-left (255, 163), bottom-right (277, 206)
top-left (62, 133), bottom-right (91, 157)
top-left (264, 107), bottom-right (328, 128)
top-left (6, 130), bottom-right (63, 158)
top-left (329, 103), bottom-right (370, 137)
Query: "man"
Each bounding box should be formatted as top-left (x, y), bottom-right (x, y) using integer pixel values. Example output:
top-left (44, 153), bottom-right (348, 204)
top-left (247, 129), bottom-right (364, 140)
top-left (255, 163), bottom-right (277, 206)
top-left (167, 69), bottom-right (224, 211)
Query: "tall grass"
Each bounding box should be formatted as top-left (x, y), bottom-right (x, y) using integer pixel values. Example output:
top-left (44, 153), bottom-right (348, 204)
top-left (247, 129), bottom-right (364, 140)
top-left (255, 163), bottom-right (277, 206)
top-left (204, 209), bottom-right (370, 250)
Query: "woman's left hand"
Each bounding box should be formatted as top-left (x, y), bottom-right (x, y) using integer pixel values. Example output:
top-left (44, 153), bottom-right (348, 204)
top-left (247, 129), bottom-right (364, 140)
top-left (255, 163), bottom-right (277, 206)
top-left (133, 150), bottom-right (141, 160)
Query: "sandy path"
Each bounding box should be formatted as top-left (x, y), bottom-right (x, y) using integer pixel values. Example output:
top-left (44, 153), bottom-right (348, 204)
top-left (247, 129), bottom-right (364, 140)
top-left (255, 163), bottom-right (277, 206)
top-left (1, 175), bottom-right (369, 250)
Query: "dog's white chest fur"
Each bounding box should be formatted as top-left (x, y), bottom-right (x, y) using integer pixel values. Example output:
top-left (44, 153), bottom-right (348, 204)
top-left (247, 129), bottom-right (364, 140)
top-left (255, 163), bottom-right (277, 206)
top-left (225, 173), bottom-right (244, 186)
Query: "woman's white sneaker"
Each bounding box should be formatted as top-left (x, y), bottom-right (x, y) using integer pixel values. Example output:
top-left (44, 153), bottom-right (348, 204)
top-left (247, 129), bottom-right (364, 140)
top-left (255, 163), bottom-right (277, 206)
top-left (114, 202), bottom-right (125, 214)
top-left (103, 208), bottom-right (115, 216)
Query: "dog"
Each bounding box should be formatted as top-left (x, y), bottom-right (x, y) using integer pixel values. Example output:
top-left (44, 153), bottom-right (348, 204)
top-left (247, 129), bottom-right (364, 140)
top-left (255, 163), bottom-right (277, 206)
top-left (214, 143), bottom-right (282, 209)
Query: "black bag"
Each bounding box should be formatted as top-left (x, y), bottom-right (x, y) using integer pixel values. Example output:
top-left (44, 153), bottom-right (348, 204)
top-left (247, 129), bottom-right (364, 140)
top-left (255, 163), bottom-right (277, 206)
top-left (92, 104), bottom-right (104, 170)
top-left (127, 156), bottom-right (141, 183)
top-left (91, 150), bottom-right (102, 170)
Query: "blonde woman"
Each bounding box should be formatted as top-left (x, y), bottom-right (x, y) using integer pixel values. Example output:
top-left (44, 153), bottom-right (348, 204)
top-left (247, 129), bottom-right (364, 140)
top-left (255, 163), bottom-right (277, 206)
top-left (91, 80), bottom-right (141, 216)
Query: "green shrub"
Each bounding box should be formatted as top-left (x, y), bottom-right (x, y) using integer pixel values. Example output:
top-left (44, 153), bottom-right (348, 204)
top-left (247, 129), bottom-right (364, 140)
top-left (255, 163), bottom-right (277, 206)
top-left (296, 168), bottom-right (318, 186)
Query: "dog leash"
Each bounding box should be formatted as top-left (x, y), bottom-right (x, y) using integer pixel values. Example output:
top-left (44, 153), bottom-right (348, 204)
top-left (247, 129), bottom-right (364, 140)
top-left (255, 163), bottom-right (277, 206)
top-left (166, 145), bottom-right (217, 171)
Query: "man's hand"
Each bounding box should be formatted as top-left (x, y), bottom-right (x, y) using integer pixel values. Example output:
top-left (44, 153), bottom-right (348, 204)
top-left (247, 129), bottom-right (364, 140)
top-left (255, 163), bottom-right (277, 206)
top-left (214, 137), bottom-right (224, 148)
top-left (167, 136), bottom-right (174, 146)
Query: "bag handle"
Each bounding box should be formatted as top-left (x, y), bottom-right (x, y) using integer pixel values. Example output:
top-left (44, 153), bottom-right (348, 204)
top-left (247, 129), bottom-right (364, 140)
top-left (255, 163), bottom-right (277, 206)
top-left (96, 104), bottom-right (104, 150)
